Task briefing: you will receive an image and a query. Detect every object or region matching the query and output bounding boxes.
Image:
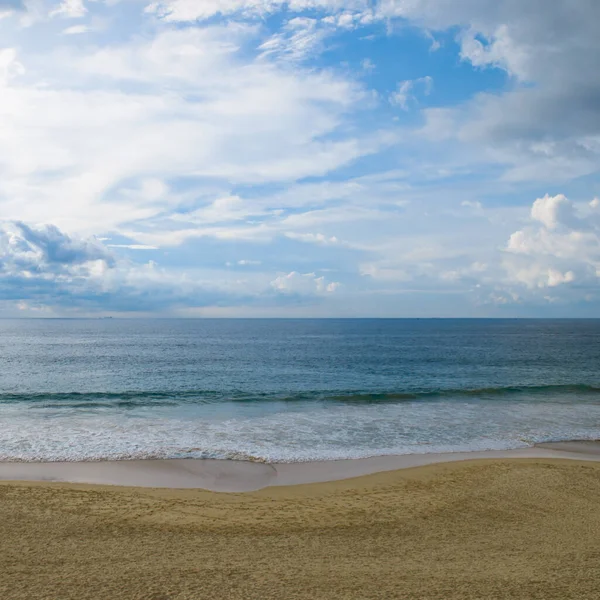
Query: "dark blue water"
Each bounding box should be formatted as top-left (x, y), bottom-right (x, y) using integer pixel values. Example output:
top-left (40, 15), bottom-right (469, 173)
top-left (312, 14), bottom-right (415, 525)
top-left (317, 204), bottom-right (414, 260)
top-left (0, 319), bottom-right (598, 461)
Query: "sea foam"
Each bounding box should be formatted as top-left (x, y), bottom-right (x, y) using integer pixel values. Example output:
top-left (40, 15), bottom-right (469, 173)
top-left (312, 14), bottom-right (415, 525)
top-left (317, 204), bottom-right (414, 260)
top-left (1, 391), bottom-right (599, 462)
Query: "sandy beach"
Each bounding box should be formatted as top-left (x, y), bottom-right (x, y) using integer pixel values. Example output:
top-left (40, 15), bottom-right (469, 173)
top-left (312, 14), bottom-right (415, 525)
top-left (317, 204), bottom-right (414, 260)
top-left (1, 445), bottom-right (600, 599)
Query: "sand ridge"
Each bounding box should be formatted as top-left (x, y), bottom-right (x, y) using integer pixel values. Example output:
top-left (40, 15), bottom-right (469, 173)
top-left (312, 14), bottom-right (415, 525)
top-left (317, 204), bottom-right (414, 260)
top-left (1, 458), bottom-right (600, 599)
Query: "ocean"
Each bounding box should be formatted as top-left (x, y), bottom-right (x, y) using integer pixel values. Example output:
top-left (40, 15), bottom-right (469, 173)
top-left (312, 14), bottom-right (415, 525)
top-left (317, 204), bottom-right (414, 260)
top-left (0, 318), bottom-right (598, 462)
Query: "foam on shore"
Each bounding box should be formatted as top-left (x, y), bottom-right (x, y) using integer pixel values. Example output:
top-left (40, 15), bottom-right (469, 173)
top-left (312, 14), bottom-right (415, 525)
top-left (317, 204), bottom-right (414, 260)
top-left (0, 441), bottom-right (598, 492)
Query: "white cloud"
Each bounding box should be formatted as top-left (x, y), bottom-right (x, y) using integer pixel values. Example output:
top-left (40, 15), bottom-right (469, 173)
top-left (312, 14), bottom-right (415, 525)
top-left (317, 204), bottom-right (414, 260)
top-left (62, 24), bottom-right (90, 34)
top-left (359, 263), bottom-right (411, 282)
top-left (530, 194), bottom-right (583, 231)
top-left (50, 0), bottom-right (87, 18)
top-left (0, 221), bottom-right (113, 272)
top-left (0, 26), bottom-right (374, 239)
top-left (145, 0), bottom-right (370, 23)
top-left (461, 200), bottom-right (482, 211)
top-left (0, 220), bottom-right (117, 308)
top-left (547, 269), bottom-right (575, 287)
top-left (259, 17), bottom-right (328, 62)
top-left (0, 0), bottom-right (596, 316)
top-left (0, 220), bottom-right (340, 312)
top-left (361, 58), bottom-right (375, 72)
top-left (284, 232), bottom-right (339, 245)
top-left (0, 48), bottom-right (24, 84)
top-left (107, 244), bottom-right (159, 250)
top-left (145, 0), bottom-right (280, 21)
top-left (440, 261), bottom-right (487, 282)
top-left (380, 1), bottom-right (600, 182)
top-left (226, 259), bottom-right (262, 266)
top-left (171, 195), bottom-right (268, 225)
top-left (271, 271), bottom-right (340, 294)
top-left (504, 194), bottom-right (600, 289)
top-left (390, 76), bottom-right (432, 110)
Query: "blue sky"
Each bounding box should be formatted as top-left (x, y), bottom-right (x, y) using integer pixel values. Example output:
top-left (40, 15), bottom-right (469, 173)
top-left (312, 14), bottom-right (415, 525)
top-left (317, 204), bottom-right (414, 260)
top-left (0, 0), bottom-right (599, 317)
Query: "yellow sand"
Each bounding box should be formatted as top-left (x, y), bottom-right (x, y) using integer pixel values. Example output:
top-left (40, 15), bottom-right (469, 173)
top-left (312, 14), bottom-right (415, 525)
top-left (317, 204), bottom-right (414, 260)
top-left (1, 458), bottom-right (599, 600)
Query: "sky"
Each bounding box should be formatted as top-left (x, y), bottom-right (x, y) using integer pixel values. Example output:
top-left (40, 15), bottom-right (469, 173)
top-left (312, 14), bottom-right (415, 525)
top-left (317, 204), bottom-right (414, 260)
top-left (0, 0), bottom-right (599, 317)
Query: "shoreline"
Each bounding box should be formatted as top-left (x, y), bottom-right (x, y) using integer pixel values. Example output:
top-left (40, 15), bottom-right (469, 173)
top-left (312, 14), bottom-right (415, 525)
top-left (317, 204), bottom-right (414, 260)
top-left (0, 440), bottom-right (598, 492)
top-left (2, 456), bottom-right (600, 598)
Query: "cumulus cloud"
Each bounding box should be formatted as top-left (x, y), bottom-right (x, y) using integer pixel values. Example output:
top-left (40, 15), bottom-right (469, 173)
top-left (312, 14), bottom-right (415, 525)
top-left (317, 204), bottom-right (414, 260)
top-left (0, 220), bottom-right (343, 313)
top-left (352, 191), bottom-right (600, 309)
top-left (0, 0), bottom-right (597, 316)
top-left (529, 194), bottom-right (585, 231)
top-left (0, 221), bottom-right (113, 273)
top-left (0, 221), bottom-right (118, 309)
top-left (504, 194), bottom-right (600, 289)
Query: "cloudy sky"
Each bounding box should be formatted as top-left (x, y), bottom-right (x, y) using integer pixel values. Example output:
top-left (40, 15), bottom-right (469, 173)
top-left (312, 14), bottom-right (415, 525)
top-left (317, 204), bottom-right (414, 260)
top-left (0, 0), bottom-right (598, 317)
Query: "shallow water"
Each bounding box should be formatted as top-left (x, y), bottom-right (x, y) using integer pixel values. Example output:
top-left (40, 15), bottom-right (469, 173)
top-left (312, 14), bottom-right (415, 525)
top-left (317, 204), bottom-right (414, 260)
top-left (0, 318), bottom-right (598, 461)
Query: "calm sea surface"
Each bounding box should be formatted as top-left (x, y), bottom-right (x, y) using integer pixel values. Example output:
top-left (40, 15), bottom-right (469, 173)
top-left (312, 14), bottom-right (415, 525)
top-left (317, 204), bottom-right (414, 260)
top-left (0, 319), bottom-right (598, 462)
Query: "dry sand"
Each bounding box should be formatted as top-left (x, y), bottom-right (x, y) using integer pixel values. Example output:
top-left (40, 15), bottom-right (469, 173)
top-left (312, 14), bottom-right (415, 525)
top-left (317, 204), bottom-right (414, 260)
top-left (1, 457), bottom-right (600, 599)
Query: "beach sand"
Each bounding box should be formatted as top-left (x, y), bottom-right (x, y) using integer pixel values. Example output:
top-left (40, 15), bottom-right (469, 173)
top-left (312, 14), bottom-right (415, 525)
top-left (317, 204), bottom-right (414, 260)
top-left (1, 457), bottom-right (600, 599)
top-left (1, 445), bottom-right (599, 491)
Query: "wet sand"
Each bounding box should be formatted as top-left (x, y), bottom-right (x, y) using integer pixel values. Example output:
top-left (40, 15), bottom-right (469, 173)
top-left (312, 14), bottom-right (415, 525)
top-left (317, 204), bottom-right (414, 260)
top-left (536, 440), bottom-right (600, 455)
top-left (1, 457), bottom-right (600, 599)
top-left (0, 442), bottom-right (598, 491)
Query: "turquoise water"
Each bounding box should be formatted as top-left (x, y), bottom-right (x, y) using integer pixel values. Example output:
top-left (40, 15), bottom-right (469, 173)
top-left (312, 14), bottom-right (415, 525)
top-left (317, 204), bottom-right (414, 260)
top-left (0, 319), bottom-right (598, 461)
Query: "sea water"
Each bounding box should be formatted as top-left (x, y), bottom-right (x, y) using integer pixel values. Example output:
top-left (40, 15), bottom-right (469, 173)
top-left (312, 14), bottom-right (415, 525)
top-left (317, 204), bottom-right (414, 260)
top-left (0, 318), bottom-right (598, 462)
